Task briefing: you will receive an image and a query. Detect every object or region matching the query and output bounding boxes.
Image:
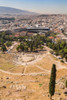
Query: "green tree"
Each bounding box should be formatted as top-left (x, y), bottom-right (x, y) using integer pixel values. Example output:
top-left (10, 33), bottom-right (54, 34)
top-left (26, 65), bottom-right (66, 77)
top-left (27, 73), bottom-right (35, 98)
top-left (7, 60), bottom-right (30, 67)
top-left (16, 46), bottom-right (20, 52)
top-left (20, 43), bottom-right (24, 51)
top-left (24, 46), bottom-right (28, 52)
top-left (16, 43), bottom-right (24, 52)
top-left (1, 45), bottom-right (7, 53)
top-left (65, 80), bottom-right (67, 88)
top-left (49, 64), bottom-right (56, 100)
top-left (6, 41), bottom-right (12, 47)
top-left (30, 42), bottom-right (33, 52)
top-left (65, 55), bottom-right (67, 62)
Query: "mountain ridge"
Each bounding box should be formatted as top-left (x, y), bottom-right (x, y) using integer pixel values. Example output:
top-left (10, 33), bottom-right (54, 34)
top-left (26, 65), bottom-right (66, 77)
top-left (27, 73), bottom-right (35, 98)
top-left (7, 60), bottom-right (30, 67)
top-left (0, 6), bottom-right (37, 15)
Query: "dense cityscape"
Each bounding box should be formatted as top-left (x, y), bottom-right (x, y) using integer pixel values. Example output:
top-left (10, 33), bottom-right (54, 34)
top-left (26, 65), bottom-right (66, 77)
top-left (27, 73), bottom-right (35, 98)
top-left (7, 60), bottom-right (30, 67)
top-left (0, 14), bottom-right (67, 40)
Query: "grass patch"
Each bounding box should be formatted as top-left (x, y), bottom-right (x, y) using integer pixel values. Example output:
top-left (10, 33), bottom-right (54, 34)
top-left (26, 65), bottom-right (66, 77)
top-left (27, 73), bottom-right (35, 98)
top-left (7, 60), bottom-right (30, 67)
top-left (39, 83), bottom-right (43, 87)
top-left (0, 62), bottom-right (15, 71)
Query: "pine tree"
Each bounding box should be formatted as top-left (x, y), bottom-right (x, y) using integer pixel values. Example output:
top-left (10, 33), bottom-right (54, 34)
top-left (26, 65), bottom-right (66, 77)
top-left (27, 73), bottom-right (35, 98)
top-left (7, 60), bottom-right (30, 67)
top-left (49, 64), bottom-right (56, 100)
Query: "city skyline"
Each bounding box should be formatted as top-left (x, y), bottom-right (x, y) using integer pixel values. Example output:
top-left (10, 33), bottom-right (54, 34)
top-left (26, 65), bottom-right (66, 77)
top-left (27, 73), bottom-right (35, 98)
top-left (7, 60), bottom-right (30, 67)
top-left (0, 0), bottom-right (67, 14)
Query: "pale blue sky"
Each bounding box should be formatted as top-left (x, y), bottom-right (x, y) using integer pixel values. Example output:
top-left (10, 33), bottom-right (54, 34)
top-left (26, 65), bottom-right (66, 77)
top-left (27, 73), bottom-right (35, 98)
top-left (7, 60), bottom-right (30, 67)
top-left (0, 0), bottom-right (67, 14)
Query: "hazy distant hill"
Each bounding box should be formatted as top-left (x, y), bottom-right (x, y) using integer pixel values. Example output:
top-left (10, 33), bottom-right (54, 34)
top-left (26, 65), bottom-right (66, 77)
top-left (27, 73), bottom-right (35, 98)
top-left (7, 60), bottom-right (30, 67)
top-left (0, 6), bottom-right (37, 15)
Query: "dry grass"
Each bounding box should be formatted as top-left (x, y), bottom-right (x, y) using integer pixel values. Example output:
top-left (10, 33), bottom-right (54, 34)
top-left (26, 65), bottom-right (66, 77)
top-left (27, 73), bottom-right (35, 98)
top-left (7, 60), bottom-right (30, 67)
top-left (0, 47), bottom-right (67, 100)
top-left (25, 65), bottom-right (43, 73)
top-left (0, 53), bottom-right (16, 71)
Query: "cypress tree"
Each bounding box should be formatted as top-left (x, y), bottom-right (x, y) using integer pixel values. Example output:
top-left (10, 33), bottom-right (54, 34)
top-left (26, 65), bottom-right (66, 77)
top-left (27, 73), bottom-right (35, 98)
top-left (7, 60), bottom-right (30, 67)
top-left (49, 64), bottom-right (56, 100)
top-left (65, 80), bottom-right (67, 88)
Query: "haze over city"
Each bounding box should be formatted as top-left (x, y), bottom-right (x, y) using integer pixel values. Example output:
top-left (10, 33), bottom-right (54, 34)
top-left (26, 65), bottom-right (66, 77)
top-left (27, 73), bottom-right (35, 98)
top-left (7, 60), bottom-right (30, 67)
top-left (0, 0), bottom-right (67, 14)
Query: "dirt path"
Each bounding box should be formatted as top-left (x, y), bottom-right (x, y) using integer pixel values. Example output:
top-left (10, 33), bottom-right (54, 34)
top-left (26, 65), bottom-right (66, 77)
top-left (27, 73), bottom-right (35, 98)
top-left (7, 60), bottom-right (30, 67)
top-left (0, 44), bottom-right (66, 76)
top-left (0, 69), bottom-right (48, 76)
top-left (0, 62), bottom-right (67, 76)
top-left (36, 65), bottom-right (50, 73)
top-left (7, 42), bottom-right (17, 53)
